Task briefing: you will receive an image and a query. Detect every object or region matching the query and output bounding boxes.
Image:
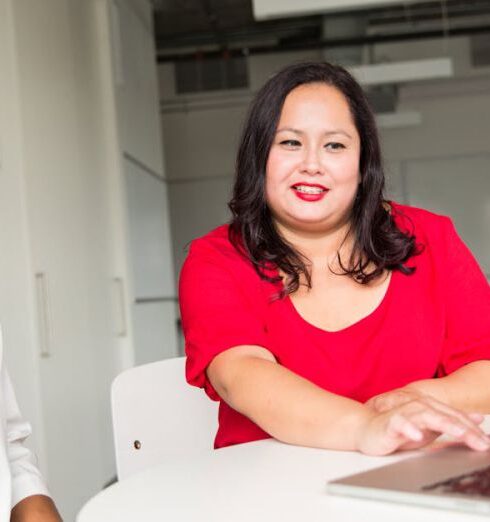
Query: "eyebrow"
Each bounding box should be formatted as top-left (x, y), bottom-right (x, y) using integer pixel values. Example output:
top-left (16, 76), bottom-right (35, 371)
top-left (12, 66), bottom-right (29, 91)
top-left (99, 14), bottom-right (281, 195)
top-left (276, 127), bottom-right (353, 139)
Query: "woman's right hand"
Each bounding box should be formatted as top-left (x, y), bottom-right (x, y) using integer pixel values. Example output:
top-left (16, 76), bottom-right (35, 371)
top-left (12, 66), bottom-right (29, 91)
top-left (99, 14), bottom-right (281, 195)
top-left (357, 396), bottom-right (490, 456)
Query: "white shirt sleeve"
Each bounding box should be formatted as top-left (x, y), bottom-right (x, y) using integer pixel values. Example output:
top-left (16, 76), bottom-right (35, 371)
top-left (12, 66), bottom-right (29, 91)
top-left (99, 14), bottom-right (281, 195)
top-left (1, 361), bottom-right (50, 509)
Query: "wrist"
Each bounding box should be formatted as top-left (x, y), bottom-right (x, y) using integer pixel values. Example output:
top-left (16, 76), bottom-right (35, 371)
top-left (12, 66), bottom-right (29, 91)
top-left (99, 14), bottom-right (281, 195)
top-left (11, 495), bottom-right (62, 522)
top-left (404, 379), bottom-right (450, 406)
top-left (352, 406), bottom-right (377, 452)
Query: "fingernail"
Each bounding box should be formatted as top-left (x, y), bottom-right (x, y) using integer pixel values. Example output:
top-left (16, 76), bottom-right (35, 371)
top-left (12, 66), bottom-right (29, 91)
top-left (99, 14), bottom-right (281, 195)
top-left (450, 425), bottom-right (466, 437)
top-left (475, 439), bottom-right (490, 451)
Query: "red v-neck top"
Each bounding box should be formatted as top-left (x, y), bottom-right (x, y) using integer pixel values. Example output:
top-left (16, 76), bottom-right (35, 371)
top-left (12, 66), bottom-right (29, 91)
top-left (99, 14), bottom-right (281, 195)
top-left (179, 202), bottom-right (490, 449)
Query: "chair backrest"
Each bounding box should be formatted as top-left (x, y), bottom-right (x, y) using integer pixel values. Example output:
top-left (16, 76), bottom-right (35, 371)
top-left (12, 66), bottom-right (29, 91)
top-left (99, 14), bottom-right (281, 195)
top-left (111, 357), bottom-right (218, 480)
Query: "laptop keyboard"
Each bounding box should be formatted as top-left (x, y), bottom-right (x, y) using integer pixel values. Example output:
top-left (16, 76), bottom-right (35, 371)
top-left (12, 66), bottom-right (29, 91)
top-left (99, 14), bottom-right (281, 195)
top-left (423, 465), bottom-right (490, 497)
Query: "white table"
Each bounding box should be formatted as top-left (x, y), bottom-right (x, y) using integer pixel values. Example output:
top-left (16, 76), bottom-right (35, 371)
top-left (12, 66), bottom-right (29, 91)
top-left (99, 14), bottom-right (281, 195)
top-left (77, 438), bottom-right (488, 522)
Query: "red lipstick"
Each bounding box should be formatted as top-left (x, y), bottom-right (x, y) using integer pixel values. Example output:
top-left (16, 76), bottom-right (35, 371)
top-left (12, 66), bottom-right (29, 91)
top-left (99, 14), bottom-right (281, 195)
top-left (291, 183), bottom-right (328, 202)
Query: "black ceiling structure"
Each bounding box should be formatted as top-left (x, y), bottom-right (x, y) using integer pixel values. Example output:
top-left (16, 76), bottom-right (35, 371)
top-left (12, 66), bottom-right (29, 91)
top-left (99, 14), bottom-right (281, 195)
top-left (151, 0), bottom-right (490, 63)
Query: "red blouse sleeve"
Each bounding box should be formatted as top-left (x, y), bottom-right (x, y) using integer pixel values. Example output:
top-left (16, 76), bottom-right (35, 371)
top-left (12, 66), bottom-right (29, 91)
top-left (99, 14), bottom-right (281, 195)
top-left (437, 217), bottom-right (490, 375)
top-left (179, 237), bottom-right (269, 400)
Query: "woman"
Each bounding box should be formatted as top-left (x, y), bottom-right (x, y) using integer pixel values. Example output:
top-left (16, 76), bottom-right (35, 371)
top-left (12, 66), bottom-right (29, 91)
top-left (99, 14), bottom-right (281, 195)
top-left (0, 328), bottom-right (61, 521)
top-left (179, 61), bottom-right (490, 456)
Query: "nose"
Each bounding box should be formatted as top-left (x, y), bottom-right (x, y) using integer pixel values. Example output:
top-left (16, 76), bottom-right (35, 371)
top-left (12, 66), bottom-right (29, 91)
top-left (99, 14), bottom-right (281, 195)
top-left (300, 147), bottom-right (323, 176)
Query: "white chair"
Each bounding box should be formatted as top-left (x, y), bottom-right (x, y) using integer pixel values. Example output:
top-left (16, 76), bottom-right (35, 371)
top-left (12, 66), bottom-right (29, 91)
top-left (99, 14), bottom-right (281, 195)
top-left (111, 356), bottom-right (218, 480)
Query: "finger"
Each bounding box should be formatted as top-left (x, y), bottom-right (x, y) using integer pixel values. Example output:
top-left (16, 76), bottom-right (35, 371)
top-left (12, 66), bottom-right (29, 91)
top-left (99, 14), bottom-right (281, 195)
top-left (468, 412), bottom-right (485, 425)
top-left (416, 397), bottom-right (487, 435)
top-left (386, 413), bottom-right (424, 443)
top-left (409, 408), bottom-right (490, 451)
top-left (462, 430), bottom-right (490, 451)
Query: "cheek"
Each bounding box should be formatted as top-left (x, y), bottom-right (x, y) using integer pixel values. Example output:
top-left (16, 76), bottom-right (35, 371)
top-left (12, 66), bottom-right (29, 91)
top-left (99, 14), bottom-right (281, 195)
top-left (265, 153), bottom-right (288, 196)
top-left (332, 157), bottom-right (361, 187)
top-left (266, 151), bottom-right (284, 181)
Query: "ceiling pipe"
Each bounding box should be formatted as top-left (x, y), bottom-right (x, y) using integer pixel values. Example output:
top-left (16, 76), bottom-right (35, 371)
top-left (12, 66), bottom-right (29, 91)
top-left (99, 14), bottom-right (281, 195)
top-left (156, 23), bottom-right (490, 62)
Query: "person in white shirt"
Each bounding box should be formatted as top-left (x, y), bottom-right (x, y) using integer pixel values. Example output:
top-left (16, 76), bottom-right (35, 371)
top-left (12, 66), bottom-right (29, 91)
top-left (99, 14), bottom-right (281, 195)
top-left (0, 330), bottom-right (61, 521)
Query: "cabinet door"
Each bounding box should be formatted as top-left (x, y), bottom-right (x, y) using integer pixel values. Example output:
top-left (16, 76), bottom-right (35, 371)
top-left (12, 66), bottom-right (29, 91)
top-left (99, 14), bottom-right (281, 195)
top-left (113, 0), bottom-right (164, 175)
top-left (132, 301), bottom-right (179, 365)
top-left (124, 157), bottom-right (175, 299)
top-left (124, 157), bottom-right (178, 363)
top-left (11, 0), bottom-right (118, 519)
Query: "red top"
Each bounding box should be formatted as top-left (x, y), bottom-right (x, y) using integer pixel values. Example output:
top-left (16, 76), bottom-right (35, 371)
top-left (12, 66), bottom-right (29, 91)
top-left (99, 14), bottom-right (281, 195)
top-left (179, 203), bottom-right (490, 449)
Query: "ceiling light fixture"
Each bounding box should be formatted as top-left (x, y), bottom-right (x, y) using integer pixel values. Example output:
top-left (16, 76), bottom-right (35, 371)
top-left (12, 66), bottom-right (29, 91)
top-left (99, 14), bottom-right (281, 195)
top-left (348, 57), bottom-right (454, 86)
top-left (252, 0), bottom-right (409, 20)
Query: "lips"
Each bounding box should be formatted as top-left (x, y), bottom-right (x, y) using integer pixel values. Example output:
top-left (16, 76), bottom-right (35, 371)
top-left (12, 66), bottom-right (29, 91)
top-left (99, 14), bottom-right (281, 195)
top-left (291, 183), bottom-right (329, 202)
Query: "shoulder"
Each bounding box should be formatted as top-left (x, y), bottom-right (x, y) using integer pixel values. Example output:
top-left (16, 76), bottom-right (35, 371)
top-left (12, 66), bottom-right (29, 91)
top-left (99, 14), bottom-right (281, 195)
top-left (185, 224), bottom-right (246, 268)
top-left (180, 224), bottom-right (264, 289)
top-left (179, 225), bottom-right (272, 314)
top-left (390, 201), bottom-right (453, 241)
top-left (187, 224), bottom-right (234, 256)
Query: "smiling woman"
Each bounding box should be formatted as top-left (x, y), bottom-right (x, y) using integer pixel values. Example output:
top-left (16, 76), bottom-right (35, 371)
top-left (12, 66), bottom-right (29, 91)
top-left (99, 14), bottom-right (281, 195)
top-left (179, 61), bottom-right (490, 457)
top-left (265, 83), bottom-right (361, 238)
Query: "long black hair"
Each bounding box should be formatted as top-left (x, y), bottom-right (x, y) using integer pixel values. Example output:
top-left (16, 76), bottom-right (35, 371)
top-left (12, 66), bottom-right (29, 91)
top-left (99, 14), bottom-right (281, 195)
top-left (229, 61), bottom-right (419, 295)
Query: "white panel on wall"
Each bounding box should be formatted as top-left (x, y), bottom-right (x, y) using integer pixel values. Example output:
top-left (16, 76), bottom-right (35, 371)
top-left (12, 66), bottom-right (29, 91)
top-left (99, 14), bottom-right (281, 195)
top-left (115, 0), bottom-right (163, 175)
top-left (404, 153), bottom-right (490, 274)
top-left (132, 301), bottom-right (178, 365)
top-left (124, 157), bottom-right (175, 299)
top-left (168, 176), bottom-right (233, 281)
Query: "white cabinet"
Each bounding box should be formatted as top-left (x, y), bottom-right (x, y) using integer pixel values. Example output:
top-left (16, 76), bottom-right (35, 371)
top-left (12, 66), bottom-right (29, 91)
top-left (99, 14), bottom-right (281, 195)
top-left (0, 1), bottom-right (119, 519)
top-left (132, 301), bottom-right (179, 364)
top-left (124, 159), bottom-right (175, 298)
top-left (113, 0), bottom-right (178, 365)
top-left (0, 0), bottom-right (176, 519)
top-left (124, 158), bottom-right (178, 362)
top-left (112, 0), bottom-right (164, 175)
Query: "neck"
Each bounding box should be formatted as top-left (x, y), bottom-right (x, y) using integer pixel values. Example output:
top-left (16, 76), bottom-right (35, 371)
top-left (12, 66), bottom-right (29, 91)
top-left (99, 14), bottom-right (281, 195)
top-left (275, 218), bottom-right (354, 263)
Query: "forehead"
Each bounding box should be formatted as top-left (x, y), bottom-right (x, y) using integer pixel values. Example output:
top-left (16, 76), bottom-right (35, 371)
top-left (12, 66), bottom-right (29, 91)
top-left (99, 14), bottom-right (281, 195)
top-left (278, 83), bottom-right (354, 125)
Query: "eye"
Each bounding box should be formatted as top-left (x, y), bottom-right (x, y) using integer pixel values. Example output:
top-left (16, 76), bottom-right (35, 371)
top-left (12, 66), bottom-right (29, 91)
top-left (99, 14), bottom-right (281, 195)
top-left (325, 142), bottom-right (345, 151)
top-left (279, 139), bottom-right (301, 148)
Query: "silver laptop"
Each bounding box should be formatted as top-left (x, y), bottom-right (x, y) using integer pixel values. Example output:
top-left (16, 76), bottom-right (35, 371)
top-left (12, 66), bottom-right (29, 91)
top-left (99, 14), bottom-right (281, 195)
top-left (327, 444), bottom-right (490, 515)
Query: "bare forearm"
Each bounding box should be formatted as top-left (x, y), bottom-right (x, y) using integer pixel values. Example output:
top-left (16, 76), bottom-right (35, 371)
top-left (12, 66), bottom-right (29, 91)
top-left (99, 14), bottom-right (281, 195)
top-left (210, 352), bottom-right (372, 450)
top-left (11, 495), bottom-right (62, 522)
top-left (208, 348), bottom-right (490, 455)
top-left (406, 361), bottom-right (490, 412)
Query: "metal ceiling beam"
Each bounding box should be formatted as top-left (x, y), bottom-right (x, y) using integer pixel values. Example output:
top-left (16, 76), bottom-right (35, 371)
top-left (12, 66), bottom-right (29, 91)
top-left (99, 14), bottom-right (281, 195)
top-left (370, 6), bottom-right (490, 25)
top-left (155, 17), bottom-right (320, 50)
top-left (156, 22), bottom-right (490, 62)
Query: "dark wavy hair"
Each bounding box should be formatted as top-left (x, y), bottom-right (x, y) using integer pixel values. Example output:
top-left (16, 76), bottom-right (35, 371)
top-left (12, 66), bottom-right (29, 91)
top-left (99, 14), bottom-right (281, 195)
top-left (228, 61), bottom-right (419, 295)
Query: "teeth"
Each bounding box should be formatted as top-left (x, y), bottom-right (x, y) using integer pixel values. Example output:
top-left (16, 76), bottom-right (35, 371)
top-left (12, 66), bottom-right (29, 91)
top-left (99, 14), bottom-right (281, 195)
top-left (294, 185), bottom-right (325, 194)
